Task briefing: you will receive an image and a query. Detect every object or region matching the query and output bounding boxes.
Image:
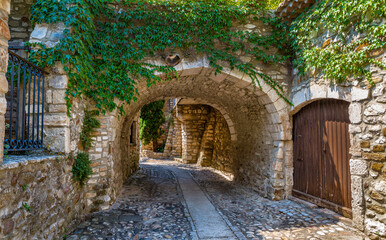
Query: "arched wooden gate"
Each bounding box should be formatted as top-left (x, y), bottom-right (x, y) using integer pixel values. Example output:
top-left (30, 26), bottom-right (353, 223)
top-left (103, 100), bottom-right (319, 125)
top-left (293, 99), bottom-right (352, 217)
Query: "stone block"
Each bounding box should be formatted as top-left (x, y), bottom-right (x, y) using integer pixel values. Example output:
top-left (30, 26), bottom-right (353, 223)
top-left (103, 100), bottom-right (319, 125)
top-left (0, 0), bottom-right (11, 14)
top-left (349, 159), bottom-right (368, 176)
top-left (368, 205), bottom-right (386, 215)
top-left (372, 162), bottom-right (384, 172)
top-left (363, 153), bottom-right (385, 161)
top-left (0, 115), bottom-right (3, 163)
top-left (351, 176), bottom-right (364, 229)
top-left (0, 73), bottom-right (8, 93)
top-left (44, 114), bottom-right (70, 127)
top-left (52, 90), bottom-right (66, 104)
top-left (46, 90), bottom-right (52, 103)
top-left (365, 219), bottom-right (386, 237)
top-left (370, 191), bottom-right (384, 202)
top-left (0, 18), bottom-right (10, 40)
top-left (30, 24), bottom-right (48, 40)
top-left (291, 88), bottom-right (309, 107)
top-left (209, 71), bottom-right (227, 83)
top-left (48, 75), bottom-right (68, 89)
top-left (48, 104), bottom-right (67, 113)
top-left (0, 48), bottom-right (8, 73)
top-left (0, 96), bottom-right (6, 114)
top-left (310, 84), bottom-right (327, 99)
top-left (349, 103), bottom-right (362, 124)
top-left (351, 87), bottom-right (369, 101)
top-left (360, 141), bottom-right (370, 148)
top-left (373, 145), bottom-right (385, 152)
top-left (364, 103), bottom-right (385, 116)
top-left (3, 219), bottom-right (14, 235)
top-left (327, 86), bottom-right (340, 99)
top-left (372, 180), bottom-right (386, 195)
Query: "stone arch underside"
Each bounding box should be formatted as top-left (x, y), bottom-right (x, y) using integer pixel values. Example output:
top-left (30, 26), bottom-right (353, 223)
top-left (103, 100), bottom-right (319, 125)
top-left (84, 58), bottom-right (292, 209)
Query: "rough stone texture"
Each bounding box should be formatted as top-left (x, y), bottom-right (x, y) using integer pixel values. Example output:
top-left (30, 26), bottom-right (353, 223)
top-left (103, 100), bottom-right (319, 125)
top-left (1, 15), bottom-right (294, 239)
top-left (44, 73), bottom-right (72, 153)
top-left (8, 0), bottom-right (33, 46)
top-left (140, 98), bottom-right (174, 153)
top-left (0, 4), bottom-right (10, 165)
top-left (289, 27), bottom-right (386, 237)
top-left (178, 104), bottom-right (213, 164)
top-left (164, 112), bottom-right (183, 159)
top-left (66, 165), bottom-right (193, 240)
top-left (164, 103), bottom-right (234, 174)
top-left (0, 155), bottom-right (89, 239)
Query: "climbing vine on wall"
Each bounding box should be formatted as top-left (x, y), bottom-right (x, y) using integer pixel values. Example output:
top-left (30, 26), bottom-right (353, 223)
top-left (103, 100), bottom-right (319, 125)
top-left (28, 0), bottom-right (292, 115)
top-left (71, 152), bottom-right (93, 186)
top-left (140, 100), bottom-right (166, 150)
top-left (80, 110), bottom-right (101, 150)
top-left (290, 0), bottom-right (386, 84)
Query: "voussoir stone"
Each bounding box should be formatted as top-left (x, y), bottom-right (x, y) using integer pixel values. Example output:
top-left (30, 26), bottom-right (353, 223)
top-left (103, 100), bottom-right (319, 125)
top-left (351, 87), bottom-right (369, 101)
top-left (350, 159), bottom-right (368, 176)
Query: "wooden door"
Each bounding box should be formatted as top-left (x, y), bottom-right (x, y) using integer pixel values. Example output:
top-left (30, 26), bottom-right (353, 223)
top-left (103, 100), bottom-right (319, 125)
top-left (293, 99), bottom-right (352, 217)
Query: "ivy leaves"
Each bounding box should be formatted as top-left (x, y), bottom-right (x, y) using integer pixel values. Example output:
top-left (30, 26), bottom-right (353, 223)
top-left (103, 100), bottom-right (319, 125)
top-left (290, 0), bottom-right (386, 84)
top-left (29, 0), bottom-right (292, 115)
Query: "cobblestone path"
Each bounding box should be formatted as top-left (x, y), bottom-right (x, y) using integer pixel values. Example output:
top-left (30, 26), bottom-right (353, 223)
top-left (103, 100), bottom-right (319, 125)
top-left (66, 164), bottom-right (193, 240)
top-left (67, 159), bottom-right (367, 240)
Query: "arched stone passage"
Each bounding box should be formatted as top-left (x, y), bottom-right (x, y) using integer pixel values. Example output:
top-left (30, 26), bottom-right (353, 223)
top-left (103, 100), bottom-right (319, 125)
top-left (22, 18), bottom-right (293, 209)
top-left (82, 57), bottom-right (292, 209)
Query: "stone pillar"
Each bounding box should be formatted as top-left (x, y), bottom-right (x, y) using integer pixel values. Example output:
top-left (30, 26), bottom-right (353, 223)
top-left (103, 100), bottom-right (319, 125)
top-left (29, 24), bottom-right (71, 153)
top-left (181, 120), bottom-right (202, 163)
top-left (171, 117), bottom-right (182, 158)
top-left (0, 0), bottom-right (11, 164)
top-left (177, 105), bottom-right (209, 164)
top-left (43, 73), bottom-right (71, 153)
top-left (197, 110), bottom-right (215, 167)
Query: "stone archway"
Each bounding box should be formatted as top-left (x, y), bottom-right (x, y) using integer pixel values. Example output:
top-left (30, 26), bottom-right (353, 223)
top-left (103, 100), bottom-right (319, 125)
top-left (80, 56), bottom-right (292, 210)
top-left (24, 19), bottom-right (293, 210)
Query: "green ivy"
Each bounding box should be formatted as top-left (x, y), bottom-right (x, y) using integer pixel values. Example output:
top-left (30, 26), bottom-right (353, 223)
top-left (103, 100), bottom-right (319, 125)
top-left (72, 152), bottom-right (93, 186)
top-left (289, 0), bottom-right (386, 84)
top-left (80, 110), bottom-right (101, 150)
top-left (265, 0), bottom-right (282, 10)
top-left (28, 0), bottom-right (292, 116)
top-left (22, 203), bottom-right (31, 212)
top-left (140, 100), bottom-right (166, 150)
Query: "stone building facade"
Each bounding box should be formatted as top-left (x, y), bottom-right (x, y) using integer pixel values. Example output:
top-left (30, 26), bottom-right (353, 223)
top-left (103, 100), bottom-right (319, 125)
top-left (8, 0), bottom-right (33, 46)
top-left (289, 43), bottom-right (386, 238)
top-left (163, 102), bottom-right (234, 174)
top-left (0, 0), bottom-right (384, 239)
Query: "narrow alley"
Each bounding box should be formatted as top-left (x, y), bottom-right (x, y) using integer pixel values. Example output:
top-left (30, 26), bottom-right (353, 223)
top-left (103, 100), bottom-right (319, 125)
top-left (66, 159), bottom-right (366, 240)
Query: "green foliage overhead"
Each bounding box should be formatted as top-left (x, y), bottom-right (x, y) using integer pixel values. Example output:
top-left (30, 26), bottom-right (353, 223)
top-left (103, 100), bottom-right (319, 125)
top-left (72, 152), bottom-right (93, 186)
top-left (140, 100), bottom-right (166, 146)
top-left (28, 0), bottom-right (292, 115)
top-left (265, 0), bottom-right (282, 10)
top-left (290, 0), bottom-right (386, 84)
top-left (80, 110), bottom-right (101, 150)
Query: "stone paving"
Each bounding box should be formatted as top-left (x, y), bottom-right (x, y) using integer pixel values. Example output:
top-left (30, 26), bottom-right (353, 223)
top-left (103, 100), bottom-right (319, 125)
top-left (66, 158), bottom-right (368, 240)
top-left (188, 166), bottom-right (367, 240)
top-left (66, 164), bottom-right (193, 240)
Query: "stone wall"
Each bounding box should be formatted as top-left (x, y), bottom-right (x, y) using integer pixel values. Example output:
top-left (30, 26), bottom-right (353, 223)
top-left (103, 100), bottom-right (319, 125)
top-left (140, 99), bottom-right (172, 152)
top-left (27, 16), bottom-right (292, 203)
top-left (164, 104), bottom-right (234, 174)
top-left (0, 0), bottom-right (11, 165)
top-left (164, 112), bottom-right (182, 158)
top-left (0, 17), bottom-right (292, 237)
top-left (8, 0), bottom-right (33, 46)
top-left (178, 104), bottom-right (211, 164)
top-left (289, 33), bottom-right (386, 238)
top-left (211, 109), bottom-right (233, 173)
top-left (0, 155), bottom-right (89, 239)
